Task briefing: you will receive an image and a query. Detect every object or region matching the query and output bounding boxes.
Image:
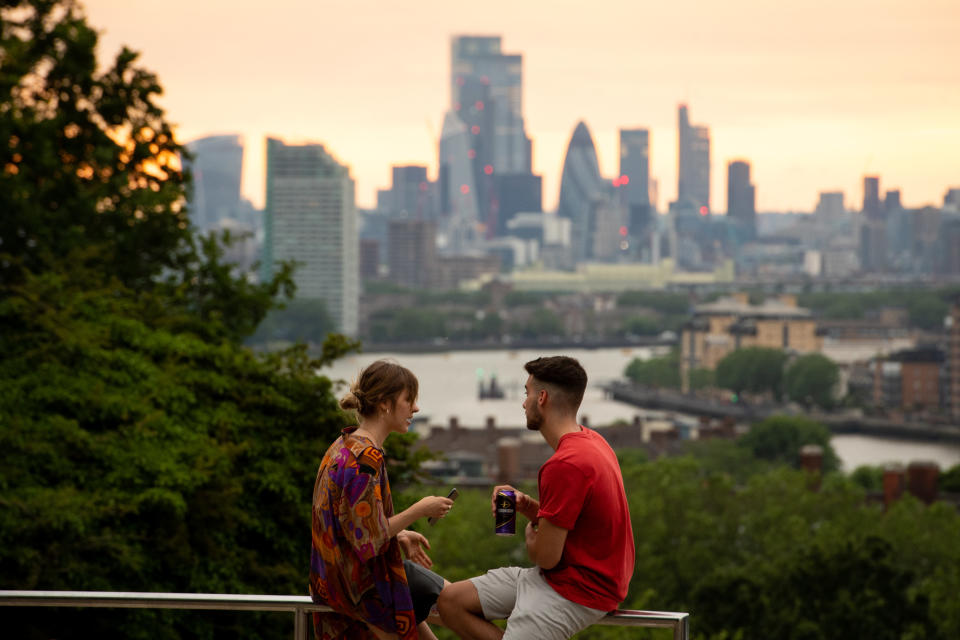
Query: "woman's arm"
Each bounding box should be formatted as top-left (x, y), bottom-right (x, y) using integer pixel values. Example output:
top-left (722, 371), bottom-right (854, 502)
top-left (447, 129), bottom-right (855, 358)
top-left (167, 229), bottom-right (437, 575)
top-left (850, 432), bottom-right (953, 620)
top-left (387, 495), bottom-right (452, 538)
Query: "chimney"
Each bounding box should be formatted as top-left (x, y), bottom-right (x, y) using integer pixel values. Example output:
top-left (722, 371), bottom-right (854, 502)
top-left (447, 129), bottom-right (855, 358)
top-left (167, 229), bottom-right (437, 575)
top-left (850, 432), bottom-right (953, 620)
top-left (907, 461), bottom-right (940, 505)
top-left (496, 437), bottom-right (521, 485)
top-left (449, 416), bottom-right (459, 433)
top-left (486, 416), bottom-right (496, 432)
top-left (883, 464), bottom-right (905, 509)
top-left (799, 444), bottom-right (823, 490)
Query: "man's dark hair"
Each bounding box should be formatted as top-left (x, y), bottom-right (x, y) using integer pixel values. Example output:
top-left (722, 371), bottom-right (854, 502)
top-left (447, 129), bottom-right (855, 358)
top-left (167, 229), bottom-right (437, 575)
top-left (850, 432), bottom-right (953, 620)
top-left (524, 356), bottom-right (587, 412)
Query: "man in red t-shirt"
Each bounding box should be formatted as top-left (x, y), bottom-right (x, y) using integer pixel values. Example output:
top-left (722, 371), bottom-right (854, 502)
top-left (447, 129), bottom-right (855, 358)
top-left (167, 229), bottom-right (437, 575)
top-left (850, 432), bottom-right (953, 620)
top-left (438, 356), bottom-right (635, 639)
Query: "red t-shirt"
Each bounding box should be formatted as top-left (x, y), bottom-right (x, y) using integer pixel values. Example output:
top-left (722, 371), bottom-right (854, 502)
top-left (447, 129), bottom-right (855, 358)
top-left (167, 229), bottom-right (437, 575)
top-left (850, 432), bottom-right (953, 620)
top-left (537, 426), bottom-right (635, 611)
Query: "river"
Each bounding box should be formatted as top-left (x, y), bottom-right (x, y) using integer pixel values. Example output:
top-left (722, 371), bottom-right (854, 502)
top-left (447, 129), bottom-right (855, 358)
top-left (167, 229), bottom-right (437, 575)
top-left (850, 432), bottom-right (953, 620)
top-left (321, 347), bottom-right (960, 472)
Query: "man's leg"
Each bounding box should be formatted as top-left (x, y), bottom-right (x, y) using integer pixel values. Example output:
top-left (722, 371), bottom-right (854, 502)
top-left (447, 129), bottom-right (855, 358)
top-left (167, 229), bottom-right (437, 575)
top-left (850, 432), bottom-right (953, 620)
top-left (437, 580), bottom-right (504, 640)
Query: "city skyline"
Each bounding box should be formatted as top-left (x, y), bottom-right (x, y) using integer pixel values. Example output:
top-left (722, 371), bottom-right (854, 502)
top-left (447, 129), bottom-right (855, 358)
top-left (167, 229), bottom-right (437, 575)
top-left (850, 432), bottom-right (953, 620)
top-left (82, 0), bottom-right (960, 212)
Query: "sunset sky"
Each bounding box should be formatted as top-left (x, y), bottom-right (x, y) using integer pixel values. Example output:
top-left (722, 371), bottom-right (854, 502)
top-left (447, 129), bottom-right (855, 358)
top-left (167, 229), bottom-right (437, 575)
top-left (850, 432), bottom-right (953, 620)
top-left (82, 0), bottom-right (960, 213)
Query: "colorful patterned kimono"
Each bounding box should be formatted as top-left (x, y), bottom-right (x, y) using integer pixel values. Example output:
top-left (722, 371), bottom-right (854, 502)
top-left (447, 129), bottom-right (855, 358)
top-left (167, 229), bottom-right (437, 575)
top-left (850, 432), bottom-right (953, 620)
top-left (309, 428), bottom-right (417, 640)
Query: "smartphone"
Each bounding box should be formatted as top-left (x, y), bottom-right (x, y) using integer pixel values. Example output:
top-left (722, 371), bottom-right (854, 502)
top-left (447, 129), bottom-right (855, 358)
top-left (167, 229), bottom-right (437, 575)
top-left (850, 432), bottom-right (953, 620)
top-left (428, 487), bottom-right (459, 526)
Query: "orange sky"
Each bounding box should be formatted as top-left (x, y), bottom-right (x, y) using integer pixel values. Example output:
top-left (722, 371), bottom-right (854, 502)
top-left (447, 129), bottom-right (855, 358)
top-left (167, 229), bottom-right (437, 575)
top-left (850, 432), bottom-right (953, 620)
top-left (82, 0), bottom-right (960, 213)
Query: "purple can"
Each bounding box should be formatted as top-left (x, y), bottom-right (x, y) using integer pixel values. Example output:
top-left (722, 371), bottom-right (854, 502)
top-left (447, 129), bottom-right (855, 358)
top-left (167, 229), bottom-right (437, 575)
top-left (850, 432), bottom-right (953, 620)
top-left (495, 489), bottom-right (516, 536)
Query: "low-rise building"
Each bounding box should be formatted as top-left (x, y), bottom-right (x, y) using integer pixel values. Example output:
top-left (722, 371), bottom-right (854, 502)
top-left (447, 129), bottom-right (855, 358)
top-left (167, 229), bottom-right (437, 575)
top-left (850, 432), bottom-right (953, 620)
top-left (680, 293), bottom-right (823, 391)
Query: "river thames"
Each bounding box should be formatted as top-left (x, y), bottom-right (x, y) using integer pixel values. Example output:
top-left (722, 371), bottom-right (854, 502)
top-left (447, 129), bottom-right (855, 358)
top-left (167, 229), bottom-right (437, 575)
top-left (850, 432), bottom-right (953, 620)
top-left (322, 347), bottom-right (960, 472)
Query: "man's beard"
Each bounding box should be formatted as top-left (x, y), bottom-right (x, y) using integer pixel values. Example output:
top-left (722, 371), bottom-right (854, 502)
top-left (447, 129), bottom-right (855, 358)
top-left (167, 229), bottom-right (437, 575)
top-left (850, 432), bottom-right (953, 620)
top-left (526, 406), bottom-right (544, 431)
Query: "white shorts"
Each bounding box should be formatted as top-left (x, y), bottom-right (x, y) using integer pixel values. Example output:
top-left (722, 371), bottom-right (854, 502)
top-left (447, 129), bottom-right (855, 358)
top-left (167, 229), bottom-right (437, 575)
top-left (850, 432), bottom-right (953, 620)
top-left (470, 566), bottom-right (608, 640)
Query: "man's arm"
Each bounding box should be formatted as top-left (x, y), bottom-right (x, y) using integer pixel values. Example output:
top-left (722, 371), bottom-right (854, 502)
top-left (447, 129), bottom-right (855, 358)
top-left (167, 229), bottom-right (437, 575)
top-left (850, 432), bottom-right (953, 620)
top-left (524, 518), bottom-right (568, 570)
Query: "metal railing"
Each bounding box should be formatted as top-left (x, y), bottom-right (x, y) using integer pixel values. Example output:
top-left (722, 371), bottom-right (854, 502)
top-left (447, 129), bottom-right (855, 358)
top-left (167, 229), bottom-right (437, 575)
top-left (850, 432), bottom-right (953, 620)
top-left (0, 590), bottom-right (689, 639)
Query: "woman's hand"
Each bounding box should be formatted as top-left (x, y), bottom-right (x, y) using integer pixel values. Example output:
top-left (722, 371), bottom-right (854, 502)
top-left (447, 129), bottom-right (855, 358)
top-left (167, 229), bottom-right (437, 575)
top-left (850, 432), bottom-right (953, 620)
top-left (397, 530), bottom-right (433, 568)
top-left (416, 495), bottom-right (454, 520)
top-left (388, 495), bottom-right (453, 537)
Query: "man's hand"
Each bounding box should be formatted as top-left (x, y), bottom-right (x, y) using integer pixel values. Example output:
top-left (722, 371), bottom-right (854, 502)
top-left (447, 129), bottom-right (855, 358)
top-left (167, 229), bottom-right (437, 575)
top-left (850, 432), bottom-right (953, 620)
top-left (397, 530), bottom-right (433, 568)
top-left (490, 484), bottom-right (540, 523)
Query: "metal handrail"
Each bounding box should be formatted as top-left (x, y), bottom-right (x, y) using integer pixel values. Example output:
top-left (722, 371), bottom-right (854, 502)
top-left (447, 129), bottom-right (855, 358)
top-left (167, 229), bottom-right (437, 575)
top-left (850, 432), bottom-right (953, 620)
top-left (0, 590), bottom-right (690, 639)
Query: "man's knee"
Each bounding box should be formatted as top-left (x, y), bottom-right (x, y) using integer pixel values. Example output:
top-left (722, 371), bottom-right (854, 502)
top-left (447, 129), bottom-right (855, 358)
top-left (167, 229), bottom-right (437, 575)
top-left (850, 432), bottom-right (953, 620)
top-left (437, 579), bottom-right (481, 619)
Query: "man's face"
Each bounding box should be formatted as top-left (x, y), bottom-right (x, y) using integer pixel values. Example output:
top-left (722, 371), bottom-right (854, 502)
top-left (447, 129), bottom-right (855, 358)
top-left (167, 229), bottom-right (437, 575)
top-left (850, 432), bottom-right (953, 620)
top-left (523, 375), bottom-right (544, 431)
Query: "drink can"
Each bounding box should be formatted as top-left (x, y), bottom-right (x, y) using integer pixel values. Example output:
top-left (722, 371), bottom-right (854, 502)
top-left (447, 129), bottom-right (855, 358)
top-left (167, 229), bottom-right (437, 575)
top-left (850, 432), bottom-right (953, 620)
top-left (494, 489), bottom-right (516, 536)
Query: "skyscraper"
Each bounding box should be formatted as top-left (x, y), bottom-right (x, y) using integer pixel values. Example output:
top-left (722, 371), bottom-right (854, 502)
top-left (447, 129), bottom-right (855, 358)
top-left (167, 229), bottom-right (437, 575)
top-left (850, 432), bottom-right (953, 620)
top-left (262, 138), bottom-right (358, 335)
top-left (451, 36), bottom-right (531, 174)
top-left (860, 175), bottom-right (887, 272)
top-left (557, 121), bottom-right (603, 263)
top-left (726, 160), bottom-right (756, 235)
top-left (450, 36), bottom-right (538, 239)
top-left (185, 134), bottom-right (244, 232)
top-left (677, 105), bottom-right (710, 212)
top-left (438, 110), bottom-right (479, 252)
top-left (619, 128), bottom-right (651, 238)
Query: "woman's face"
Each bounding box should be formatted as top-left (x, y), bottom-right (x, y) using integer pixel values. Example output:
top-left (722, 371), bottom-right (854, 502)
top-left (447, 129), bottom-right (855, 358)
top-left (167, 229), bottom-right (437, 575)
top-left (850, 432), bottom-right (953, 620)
top-left (386, 388), bottom-right (419, 434)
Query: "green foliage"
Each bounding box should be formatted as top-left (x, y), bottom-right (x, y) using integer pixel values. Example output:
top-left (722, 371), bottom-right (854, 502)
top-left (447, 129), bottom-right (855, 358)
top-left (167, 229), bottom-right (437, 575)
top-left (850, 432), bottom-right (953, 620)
top-left (688, 367), bottom-right (715, 391)
top-left (797, 288), bottom-right (955, 331)
top-left (691, 537), bottom-right (933, 640)
top-left (616, 291), bottom-right (691, 315)
top-left (738, 415), bottom-right (841, 473)
top-left (715, 347), bottom-right (788, 399)
top-left (624, 350), bottom-right (681, 388)
top-left (784, 353), bottom-right (840, 409)
top-left (510, 308), bottom-right (564, 338)
top-left (850, 465), bottom-right (884, 492)
top-left (0, 0), bottom-right (188, 289)
top-left (247, 297), bottom-right (336, 346)
top-left (0, 265), bottom-right (365, 638)
top-left (941, 463), bottom-right (960, 493)
top-left (0, 4), bottom-right (424, 638)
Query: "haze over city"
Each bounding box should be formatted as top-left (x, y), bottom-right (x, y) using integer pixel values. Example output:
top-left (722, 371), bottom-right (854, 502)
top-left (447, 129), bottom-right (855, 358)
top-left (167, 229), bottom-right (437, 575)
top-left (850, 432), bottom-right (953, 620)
top-left (82, 0), bottom-right (960, 212)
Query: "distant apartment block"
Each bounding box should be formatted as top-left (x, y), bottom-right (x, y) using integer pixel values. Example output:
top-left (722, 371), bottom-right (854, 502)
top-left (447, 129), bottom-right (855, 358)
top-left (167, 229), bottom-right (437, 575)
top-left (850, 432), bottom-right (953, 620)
top-left (388, 219), bottom-right (437, 289)
top-left (680, 293), bottom-right (822, 390)
top-left (873, 346), bottom-right (946, 412)
top-left (262, 138), bottom-right (358, 335)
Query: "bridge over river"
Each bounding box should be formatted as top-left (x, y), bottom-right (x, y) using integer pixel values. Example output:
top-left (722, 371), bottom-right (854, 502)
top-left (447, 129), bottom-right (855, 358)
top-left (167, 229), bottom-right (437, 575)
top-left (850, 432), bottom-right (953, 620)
top-left (602, 381), bottom-right (960, 444)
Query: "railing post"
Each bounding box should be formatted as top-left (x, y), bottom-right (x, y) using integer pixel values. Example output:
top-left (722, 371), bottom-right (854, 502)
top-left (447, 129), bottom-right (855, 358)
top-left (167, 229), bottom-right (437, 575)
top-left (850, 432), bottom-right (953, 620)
top-left (675, 613), bottom-right (689, 640)
top-left (294, 606), bottom-right (311, 640)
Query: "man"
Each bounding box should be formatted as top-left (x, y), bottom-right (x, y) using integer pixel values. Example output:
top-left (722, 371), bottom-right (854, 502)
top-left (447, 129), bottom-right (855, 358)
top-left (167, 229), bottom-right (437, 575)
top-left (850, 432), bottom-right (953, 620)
top-left (437, 356), bottom-right (635, 639)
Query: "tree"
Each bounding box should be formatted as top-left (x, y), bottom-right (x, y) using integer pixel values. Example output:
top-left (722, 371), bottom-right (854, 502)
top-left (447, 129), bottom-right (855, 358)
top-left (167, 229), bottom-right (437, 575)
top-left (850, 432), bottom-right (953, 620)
top-left (624, 350), bottom-right (681, 388)
top-left (715, 347), bottom-right (788, 400)
top-left (737, 415), bottom-right (841, 472)
top-left (0, 4), bottom-right (426, 638)
top-left (1, 0), bottom-right (188, 288)
top-left (784, 353), bottom-right (840, 409)
top-left (248, 297), bottom-right (336, 346)
top-left (0, 264), bottom-right (363, 639)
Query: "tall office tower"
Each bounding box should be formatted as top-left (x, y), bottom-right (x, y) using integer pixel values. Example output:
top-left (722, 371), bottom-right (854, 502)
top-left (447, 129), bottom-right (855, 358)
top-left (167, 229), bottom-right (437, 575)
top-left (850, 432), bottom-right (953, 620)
top-left (859, 176), bottom-right (887, 273)
top-left (388, 219), bottom-right (437, 289)
top-left (619, 128), bottom-right (651, 239)
top-left (726, 160), bottom-right (756, 235)
top-left (494, 173), bottom-right (542, 234)
top-left (863, 176), bottom-right (882, 220)
top-left (450, 35), bottom-right (538, 238)
top-left (185, 134), bottom-right (244, 232)
top-left (815, 191), bottom-right (845, 218)
top-left (557, 121), bottom-right (603, 263)
top-left (677, 105), bottom-right (710, 212)
top-left (438, 110), bottom-right (479, 252)
top-left (384, 165), bottom-right (433, 218)
top-left (262, 138), bottom-right (358, 335)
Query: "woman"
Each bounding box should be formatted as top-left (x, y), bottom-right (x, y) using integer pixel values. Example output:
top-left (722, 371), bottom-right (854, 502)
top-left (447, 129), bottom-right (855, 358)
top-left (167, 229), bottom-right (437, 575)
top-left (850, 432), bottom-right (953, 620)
top-left (310, 360), bottom-right (453, 640)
